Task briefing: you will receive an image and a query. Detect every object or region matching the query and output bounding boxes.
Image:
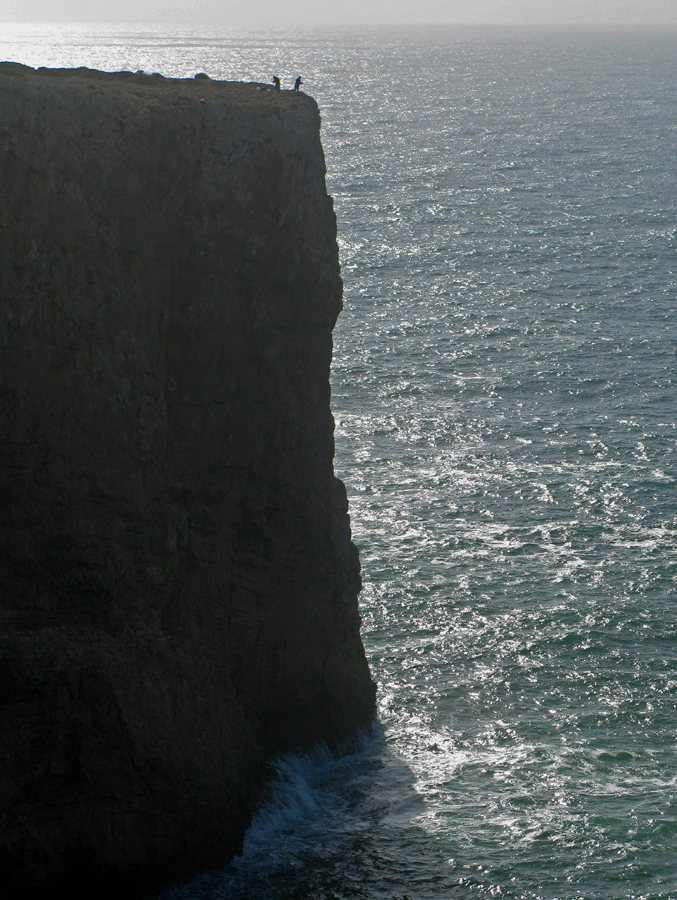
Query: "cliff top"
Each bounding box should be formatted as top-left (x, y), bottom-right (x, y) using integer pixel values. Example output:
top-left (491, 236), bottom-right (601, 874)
top-left (0, 61), bottom-right (317, 118)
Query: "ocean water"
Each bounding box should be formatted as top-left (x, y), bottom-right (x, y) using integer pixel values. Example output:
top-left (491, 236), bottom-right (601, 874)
top-left (2, 23), bottom-right (676, 900)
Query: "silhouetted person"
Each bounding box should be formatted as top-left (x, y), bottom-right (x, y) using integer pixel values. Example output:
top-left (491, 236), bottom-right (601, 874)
top-left (294, 76), bottom-right (303, 92)
top-left (272, 76), bottom-right (281, 90)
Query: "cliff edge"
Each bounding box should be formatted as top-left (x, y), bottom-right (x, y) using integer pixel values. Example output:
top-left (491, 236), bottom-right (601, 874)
top-left (0, 64), bottom-right (375, 898)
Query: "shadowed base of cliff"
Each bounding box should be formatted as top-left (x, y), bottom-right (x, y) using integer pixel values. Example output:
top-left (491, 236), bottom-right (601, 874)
top-left (0, 63), bottom-right (376, 899)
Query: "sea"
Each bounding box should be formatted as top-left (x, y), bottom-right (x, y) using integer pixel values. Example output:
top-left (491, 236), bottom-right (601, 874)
top-left (1, 22), bottom-right (676, 900)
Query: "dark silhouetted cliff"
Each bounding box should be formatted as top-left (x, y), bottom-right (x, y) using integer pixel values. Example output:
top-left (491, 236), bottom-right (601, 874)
top-left (0, 63), bottom-right (375, 899)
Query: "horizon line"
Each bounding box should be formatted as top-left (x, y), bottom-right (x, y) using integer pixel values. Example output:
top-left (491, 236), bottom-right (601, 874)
top-left (2, 18), bottom-right (677, 27)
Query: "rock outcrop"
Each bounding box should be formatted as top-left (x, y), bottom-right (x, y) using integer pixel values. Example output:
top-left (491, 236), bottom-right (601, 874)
top-left (0, 64), bottom-right (375, 899)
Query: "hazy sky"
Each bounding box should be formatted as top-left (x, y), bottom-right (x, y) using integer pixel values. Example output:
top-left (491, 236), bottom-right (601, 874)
top-left (1, 0), bottom-right (676, 26)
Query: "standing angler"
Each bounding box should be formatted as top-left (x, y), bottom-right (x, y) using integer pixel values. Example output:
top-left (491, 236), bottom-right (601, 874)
top-left (294, 75), bottom-right (303, 91)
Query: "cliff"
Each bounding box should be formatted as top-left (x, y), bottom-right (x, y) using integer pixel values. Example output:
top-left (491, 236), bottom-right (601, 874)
top-left (0, 63), bottom-right (375, 898)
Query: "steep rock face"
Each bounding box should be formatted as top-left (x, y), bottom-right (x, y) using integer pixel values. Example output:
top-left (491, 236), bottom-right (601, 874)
top-left (0, 64), bottom-right (375, 898)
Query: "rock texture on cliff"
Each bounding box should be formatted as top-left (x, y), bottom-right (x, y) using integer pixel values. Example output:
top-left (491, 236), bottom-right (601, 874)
top-left (0, 63), bottom-right (375, 899)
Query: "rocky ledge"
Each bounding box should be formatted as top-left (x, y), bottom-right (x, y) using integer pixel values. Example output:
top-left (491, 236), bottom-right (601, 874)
top-left (0, 64), bottom-right (375, 899)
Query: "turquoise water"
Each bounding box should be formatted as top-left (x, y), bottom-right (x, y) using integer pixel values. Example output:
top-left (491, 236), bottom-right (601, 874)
top-left (2, 23), bottom-right (676, 900)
